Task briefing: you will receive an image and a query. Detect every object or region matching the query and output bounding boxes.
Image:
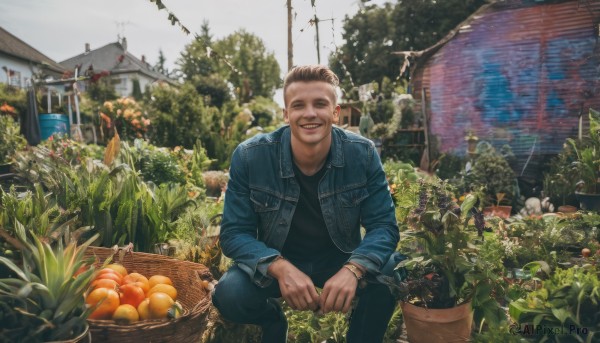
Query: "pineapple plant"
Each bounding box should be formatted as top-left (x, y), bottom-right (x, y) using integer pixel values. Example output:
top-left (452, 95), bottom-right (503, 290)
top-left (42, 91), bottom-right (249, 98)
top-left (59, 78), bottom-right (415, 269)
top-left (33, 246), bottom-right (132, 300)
top-left (0, 222), bottom-right (99, 342)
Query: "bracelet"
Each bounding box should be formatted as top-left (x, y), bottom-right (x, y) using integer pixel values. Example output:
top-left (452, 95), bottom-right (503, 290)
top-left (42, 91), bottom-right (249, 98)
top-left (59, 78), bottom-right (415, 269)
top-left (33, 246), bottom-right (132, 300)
top-left (343, 264), bottom-right (363, 281)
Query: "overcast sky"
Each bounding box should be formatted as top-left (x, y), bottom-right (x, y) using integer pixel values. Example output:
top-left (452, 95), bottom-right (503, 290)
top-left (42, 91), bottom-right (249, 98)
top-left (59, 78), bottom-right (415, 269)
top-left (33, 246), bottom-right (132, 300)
top-left (0, 0), bottom-right (389, 78)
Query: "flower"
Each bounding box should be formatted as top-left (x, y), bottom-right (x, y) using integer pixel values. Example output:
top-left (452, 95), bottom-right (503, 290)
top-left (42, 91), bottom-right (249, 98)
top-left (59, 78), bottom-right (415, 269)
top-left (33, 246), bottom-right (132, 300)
top-left (0, 102), bottom-right (17, 116)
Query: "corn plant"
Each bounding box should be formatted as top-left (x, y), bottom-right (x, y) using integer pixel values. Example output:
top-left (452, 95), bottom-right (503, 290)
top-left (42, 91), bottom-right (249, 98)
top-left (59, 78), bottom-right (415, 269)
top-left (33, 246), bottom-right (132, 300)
top-left (0, 222), bottom-right (98, 342)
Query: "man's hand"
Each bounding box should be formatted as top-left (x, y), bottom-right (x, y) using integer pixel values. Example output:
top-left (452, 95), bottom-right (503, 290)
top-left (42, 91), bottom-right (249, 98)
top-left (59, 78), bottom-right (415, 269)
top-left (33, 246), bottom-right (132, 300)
top-left (268, 258), bottom-right (320, 311)
top-left (318, 266), bottom-right (359, 314)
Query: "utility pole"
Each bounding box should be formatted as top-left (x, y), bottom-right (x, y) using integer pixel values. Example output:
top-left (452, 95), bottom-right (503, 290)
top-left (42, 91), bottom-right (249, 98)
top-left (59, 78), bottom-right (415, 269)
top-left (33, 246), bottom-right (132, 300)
top-left (287, 0), bottom-right (293, 71)
top-left (309, 14), bottom-right (333, 64)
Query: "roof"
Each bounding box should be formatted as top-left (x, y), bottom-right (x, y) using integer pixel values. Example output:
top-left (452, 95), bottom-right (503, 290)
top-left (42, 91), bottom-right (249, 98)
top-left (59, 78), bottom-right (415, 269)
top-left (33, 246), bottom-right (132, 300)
top-left (393, 0), bottom-right (599, 74)
top-left (0, 26), bottom-right (66, 74)
top-left (59, 39), bottom-right (175, 84)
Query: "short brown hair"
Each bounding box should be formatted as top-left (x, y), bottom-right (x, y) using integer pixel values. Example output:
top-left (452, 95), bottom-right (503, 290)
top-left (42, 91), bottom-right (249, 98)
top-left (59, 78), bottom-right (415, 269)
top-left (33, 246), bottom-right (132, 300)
top-left (283, 65), bottom-right (339, 104)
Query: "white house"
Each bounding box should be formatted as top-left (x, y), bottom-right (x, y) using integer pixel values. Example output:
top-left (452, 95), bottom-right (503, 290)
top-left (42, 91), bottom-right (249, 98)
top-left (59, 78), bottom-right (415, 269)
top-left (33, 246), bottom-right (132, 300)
top-left (60, 37), bottom-right (176, 97)
top-left (0, 26), bottom-right (65, 88)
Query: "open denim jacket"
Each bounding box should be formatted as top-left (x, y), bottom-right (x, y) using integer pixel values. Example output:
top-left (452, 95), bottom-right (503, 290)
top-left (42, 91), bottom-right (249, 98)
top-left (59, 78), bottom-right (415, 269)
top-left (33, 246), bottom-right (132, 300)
top-left (219, 125), bottom-right (399, 287)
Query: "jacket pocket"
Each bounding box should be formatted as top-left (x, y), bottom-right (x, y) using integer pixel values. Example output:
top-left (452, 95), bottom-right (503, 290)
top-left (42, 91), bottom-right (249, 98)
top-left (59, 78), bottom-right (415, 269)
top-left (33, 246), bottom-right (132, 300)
top-left (335, 187), bottom-right (369, 247)
top-left (250, 190), bottom-right (281, 240)
top-left (338, 187), bottom-right (369, 208)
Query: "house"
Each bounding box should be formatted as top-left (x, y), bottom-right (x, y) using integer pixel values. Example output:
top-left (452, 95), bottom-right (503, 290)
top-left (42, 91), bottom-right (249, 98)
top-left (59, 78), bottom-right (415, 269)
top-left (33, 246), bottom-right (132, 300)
top-left (339, 102), bottom-right (362, 132)
top-left (60, 37), bottom-right (176, 97)
top-left (396, 0), bottom-right (600, 179)
top-left (0, 26), bottom-right (65, 88)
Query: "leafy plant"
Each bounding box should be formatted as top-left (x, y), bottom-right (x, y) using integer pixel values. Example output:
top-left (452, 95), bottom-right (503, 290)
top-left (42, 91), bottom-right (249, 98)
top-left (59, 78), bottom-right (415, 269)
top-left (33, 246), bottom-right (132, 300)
top-left (468, 144), bottom-right (517, 208)
top-left (568, 108), bottom-right (600, 195)
top-left (0, 115), bottom-right (27, 165)
top-left (386, 178), bottom-right (505, 327)
top-left (509, 265), bottom-right (600, 342)
top-left (0, 223), bottom-right (99, 342)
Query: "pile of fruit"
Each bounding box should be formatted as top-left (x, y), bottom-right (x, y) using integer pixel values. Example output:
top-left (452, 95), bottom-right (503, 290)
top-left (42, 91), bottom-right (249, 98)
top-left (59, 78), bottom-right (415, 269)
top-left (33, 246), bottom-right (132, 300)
top-left (84, 264), bottom-right (182, 324)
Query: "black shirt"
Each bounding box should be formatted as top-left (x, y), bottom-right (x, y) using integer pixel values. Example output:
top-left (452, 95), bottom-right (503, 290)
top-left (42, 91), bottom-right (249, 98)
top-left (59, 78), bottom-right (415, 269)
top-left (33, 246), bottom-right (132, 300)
top-left (281, 161), bottom-right (337, 262)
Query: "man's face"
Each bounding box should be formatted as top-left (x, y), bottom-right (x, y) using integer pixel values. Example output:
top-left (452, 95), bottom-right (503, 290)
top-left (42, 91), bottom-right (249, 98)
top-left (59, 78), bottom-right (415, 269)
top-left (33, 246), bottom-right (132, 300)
top-left (283, 81), bottom-right (340, 148)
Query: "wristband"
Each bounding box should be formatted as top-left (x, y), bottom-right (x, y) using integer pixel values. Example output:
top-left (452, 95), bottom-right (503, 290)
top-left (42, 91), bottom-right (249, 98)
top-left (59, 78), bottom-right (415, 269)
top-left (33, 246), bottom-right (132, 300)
top-left (343, 264), bottom-right (363, 280)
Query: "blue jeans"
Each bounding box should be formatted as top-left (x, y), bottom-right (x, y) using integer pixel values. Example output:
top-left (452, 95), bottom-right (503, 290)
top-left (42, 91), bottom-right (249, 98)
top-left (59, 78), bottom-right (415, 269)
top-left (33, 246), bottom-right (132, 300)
top-left (212, 251), bottom-right (403, 343)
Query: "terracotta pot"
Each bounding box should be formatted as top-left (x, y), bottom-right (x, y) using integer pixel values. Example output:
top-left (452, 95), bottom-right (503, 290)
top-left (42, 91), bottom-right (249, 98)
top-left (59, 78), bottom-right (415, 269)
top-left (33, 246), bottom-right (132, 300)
top-left (401, 301), bottom-right (473, 343)
top-left (483, 205), bottom-right (512, 218)
top-left (557, 205), bottom-right (577, 213)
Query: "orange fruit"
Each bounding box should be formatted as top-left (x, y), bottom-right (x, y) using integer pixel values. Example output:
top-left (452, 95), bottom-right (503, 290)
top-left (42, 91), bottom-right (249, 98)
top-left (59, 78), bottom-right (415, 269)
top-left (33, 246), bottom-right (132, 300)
top-left (119, 283), bottom-right (146, 308)
top-left (112, 304), bottom-right (139, 324)
top-left (89, 278), bottom-right (119, 291)
top-left (148, 275), bottom-right (173, 289)
top-left (148, 292), bottom-right (174, 319)
top-left (86, 288), bottom-right (120, 320)
top-left (137, 298), bottom-right (150, 320)
top-left (147, 284), bottom-right (177, 301)
top-left (123, 273), bottom-right (150, 294)
top-left (95, 272), bottom-right (123, 285)
top-left (105, 263), bottom-right (128, 277)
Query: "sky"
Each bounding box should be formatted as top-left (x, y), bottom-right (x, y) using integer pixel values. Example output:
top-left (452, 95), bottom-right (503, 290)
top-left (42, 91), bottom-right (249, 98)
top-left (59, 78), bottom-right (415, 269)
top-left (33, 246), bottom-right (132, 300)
top-left (0, 0), bottom-right (389, 78)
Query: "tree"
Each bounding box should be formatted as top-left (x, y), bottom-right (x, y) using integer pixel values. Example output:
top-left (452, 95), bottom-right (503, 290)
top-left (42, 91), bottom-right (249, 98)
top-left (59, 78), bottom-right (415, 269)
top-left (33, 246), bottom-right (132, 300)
top-left (177, 25), bottom-right (281, 104)
top-left (329, 0), bottom-right (486, 97)
top-left (154, 49), bottom-right (169, 77)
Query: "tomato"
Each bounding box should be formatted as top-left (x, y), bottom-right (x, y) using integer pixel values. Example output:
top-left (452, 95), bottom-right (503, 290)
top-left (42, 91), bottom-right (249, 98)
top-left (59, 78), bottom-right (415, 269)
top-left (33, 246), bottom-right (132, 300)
top-left (95, 272), bottom-right (123, 285)
top-left (105, 263), bottom-right (128, 277)
top-left (147, 284), bottom-right (177, 301)
top-left (148, 292), bottom-right (174, 319)
top-left (86, 288), bottom-right (120, 320)
top-left (112, 304), bottom-right (139, 324)
top-left (89, 278), bottom-right (119, 291)
top-left (119, 283), bottom-right (145, 308)
top-left (123, 273), bottom-right (150, 295)
top-left (148, 275), bottom-right (173, 289)
top-left (137, 298), bottom-right (150, 320)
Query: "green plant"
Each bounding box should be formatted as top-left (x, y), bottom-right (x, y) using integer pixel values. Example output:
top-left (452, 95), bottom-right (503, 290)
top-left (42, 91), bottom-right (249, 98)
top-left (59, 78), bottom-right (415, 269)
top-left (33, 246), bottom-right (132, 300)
top-left (469, 144), bottom-right (517, 208)
top-left (0, 115), bottom-right (27, 164)
top-left (0, 223), bottom-right (99, 342)
top-left (387, 178), bottom-right (506, 327)
top-left (509, 265), bottom-right (600, 342)
top-left (568, 108), bottom-right (600, 195)
top-left (543, 147), bottom-right (579, 206)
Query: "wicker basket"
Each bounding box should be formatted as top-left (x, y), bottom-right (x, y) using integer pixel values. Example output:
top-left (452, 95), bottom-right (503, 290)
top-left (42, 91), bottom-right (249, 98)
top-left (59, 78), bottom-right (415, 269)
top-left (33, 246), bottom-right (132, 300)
top-left (83, 246), bottom-right (213, 343)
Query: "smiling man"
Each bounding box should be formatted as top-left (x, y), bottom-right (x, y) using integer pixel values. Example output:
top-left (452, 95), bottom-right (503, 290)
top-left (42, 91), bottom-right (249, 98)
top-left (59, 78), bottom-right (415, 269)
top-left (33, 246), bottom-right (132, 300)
top-left (212, 65), bottom-right (401, 343)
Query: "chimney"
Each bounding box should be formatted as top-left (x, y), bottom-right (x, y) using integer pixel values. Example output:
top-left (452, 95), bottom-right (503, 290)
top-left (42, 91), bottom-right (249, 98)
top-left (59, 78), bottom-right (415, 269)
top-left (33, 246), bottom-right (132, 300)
top-left (121, 37), bottom-right (127, 52)
top-left (141, 55), bottom-right (146, 64)
top-left (85, 43), bottom-right (90, 53)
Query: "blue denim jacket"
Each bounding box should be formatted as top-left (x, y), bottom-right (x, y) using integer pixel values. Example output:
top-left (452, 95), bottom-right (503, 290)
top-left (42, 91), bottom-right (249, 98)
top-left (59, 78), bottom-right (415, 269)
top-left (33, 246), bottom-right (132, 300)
top-left (220, 125), bottom-right (399, 287)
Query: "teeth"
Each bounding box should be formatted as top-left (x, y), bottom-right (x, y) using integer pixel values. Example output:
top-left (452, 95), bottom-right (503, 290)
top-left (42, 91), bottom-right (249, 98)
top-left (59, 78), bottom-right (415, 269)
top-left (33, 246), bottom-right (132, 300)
top-left (302, 124), bottom-right (320, 129)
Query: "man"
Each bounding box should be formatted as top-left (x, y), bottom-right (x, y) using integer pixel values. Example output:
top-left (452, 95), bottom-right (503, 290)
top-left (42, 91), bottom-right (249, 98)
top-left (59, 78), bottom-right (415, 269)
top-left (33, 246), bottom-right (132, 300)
top-left (212, 65), bottom-right (400, 343)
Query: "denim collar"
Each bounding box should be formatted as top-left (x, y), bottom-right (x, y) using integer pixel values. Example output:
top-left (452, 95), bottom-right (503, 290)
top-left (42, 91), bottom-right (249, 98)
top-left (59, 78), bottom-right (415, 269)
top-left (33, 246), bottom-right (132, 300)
top-left (279, 126), bottom-right (345, 179)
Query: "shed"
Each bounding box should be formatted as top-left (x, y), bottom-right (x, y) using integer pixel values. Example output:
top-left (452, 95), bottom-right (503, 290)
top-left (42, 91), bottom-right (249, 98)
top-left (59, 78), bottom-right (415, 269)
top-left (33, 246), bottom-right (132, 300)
top-left (339, 102), bottom-right (362, 133)
top-left (397, 0), bottom-right (600, 179)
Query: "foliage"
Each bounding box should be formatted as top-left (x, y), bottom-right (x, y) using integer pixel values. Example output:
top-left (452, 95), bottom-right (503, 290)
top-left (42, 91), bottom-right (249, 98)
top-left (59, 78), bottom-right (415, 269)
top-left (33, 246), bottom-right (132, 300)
top-left (509, 265), bottom-right (600, 342)
top-left (543, 145), bottom-right (579, 206)
top-left (383, 159), bottom-right (420, 223)
top-left (178, 25), bottom-right (281, 104)
top-left (468, 143), bottom-right (517, 207)
top-left (386, 178), bottom-right (505, 327)
top-left (435, 153), bottom-right (467, 182)
top-left (0, 115), bottom-right (27, 164)
top-left (86, 74), bottom-right (118, 103)
top-left (567, 108), bottom-right (600, 195)
top-left (0, 223), bottom-right (98, 342)
top-left (99, 97), bottom-right (150, 142)
top-left (0, 84), bottom-right (27, 119)
top-left (329, 0), bottom-right (486, 92)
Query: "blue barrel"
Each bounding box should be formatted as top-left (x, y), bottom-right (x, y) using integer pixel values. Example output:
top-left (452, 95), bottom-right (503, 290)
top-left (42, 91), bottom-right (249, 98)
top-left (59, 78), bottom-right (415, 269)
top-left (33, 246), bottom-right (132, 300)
top-left (39, 113), bottom-right (70, 140)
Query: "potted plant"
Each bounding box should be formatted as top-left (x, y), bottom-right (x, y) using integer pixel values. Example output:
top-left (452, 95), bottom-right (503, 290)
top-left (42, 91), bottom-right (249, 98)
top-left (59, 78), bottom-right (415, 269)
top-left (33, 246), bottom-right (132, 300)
top-left (0, 222), bottom-right (99, 342)
top-left (468, 142), bottom-right (517, 217)
top-left (386, 178), bottom-right (505, 343)
top-left (569, 108), bottom-right (600, 211)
